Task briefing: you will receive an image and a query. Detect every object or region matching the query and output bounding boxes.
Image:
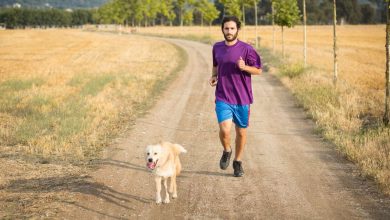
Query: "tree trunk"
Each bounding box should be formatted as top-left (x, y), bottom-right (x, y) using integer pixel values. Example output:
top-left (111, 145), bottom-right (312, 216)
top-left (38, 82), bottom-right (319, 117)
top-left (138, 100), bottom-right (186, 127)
top-left (303, 0), bottom-right (307, 67)
top-left (272, 1), bottom-right (275, 53)
top-left (242, 3), bottom-right (246, 42)
top-left (254, 0), bottom-right (258, 49)
top-left (180, 9), bottom-right (183, 26)
top-left (384, 0), bottom-right (390, 125)
top-left (333, 0), bottom-right (338, 85)
top-left (282, 26), bottom-right (285, 58)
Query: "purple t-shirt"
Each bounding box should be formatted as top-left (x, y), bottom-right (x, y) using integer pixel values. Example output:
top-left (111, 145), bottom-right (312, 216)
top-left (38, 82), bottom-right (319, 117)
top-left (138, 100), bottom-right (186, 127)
top-left (212, 40), bottom-right (261, 105)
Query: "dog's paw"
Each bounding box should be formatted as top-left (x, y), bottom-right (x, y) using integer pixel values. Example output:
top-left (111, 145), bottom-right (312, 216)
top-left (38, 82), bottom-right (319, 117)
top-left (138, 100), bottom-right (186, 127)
top-left (156, 198), bottom-right (162, 204)
top-left (163, 198), bottom-right (170, 204)
top-left (172, 193), bottom-right (177, 199)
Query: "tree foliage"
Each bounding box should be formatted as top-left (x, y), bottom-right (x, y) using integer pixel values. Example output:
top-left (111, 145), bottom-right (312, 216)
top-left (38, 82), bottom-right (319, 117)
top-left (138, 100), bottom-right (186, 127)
top-left (0, 7), bottom-right (95, 28)
top-left (0, 0), bottom-right (388, 28)
top-left (195, 0), bottom-right (220, 26)
top-left (0, 0), bottom-right (106, 8)
top-left (272, 0), bottom-right (301, 28)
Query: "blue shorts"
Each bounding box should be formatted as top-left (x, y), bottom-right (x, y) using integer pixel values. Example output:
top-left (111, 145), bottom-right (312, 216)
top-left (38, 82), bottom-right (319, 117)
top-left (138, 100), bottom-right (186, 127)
top-left (215, 101), bottom-right (250, 128)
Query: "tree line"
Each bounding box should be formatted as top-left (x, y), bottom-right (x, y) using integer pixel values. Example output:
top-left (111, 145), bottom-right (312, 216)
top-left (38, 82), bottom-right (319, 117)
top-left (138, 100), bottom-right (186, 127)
top-left (0, 0), bottom-right (387, 29)
top-left (0, 0), bottom-right (106, 9)
top-left (0, 8), bottom-right (94, 28)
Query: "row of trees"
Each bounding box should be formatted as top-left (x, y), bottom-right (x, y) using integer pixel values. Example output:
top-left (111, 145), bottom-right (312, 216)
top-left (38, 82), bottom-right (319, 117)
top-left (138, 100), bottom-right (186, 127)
top-left (0, 8), bottom-right (94, 28)
top-left (0, 0), bottom-right (387, 29)
top-left (95, 0), bottom-right (387, 26)
top-left (0, 0), bottom-right (106, 8)
top-left (95, 0), bottom-right (220, 27)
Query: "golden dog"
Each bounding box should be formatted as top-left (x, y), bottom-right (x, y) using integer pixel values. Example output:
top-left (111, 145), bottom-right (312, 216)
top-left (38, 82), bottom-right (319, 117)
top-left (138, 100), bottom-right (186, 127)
top-left (145, 142), bottom-right (187, 204)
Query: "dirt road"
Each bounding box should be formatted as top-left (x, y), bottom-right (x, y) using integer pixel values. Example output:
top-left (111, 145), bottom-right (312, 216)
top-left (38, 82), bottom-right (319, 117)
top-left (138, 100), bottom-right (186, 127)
top-left (61, 38), bottom-right (390, 219)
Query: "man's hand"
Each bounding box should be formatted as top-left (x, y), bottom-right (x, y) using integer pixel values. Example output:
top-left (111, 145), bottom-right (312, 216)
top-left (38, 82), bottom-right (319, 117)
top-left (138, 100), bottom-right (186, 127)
top-left (237, 56), bottom-right (246, 71)
top-left (209, 76), bottom-right (218, 87)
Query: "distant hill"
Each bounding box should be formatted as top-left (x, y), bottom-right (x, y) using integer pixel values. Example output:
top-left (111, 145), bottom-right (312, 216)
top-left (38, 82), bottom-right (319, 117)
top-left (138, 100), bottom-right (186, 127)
top-left (0, 0), bottom-right (108, 8)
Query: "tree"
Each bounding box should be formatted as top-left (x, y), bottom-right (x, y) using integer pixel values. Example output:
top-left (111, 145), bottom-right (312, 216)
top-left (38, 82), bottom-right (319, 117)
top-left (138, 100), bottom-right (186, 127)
top-left (272, 1), bottom-right (275, 52)
top-left (176, 0), bottom-right (195, 26)
top-left (183, 8), bottom-right (194, 25)
top-left (335, 0), bottom-right (361, 24)
top-left (133, 0), bottom-right (146, 26)
top-left (238, 0), bottom-right (251, 41)
top-left (96, 1), bottom-right (115, 24)
top-left (384, 0), bottom-right (390, 125)
top-left (318, 0), bottom-right (333, 24)
top-left (298, 0), bottom-right (321, 24)
top-left (196, 0), bottom-right (220, 26)
top-left (272, 0), bottom-right (301, 57)
top-left (220, 0), bottom-right (242, 18)
top-left (303, 0), bottom-right (307, 67)
top-left (159, 0), bottom-right (176, 26)
top-left (333, 0), bottom-right (338, 85)
top-left (239, 0), bottom-right (252, 25)
top-left (369, 0), bottom-right (387, 23)
top-left (254, 0), bottom-right (259, 48)
top-left (360, 3), bottom-right (376, 24)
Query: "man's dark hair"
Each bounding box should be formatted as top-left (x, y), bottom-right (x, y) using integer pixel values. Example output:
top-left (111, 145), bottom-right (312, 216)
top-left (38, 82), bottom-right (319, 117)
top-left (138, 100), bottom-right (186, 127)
top-left (221, 16), bottom-right (241, 30)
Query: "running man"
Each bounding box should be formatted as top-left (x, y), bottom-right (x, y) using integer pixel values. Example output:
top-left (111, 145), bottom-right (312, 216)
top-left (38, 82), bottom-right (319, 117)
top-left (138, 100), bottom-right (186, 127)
top-left (209, 16), bottom-right (262, 177)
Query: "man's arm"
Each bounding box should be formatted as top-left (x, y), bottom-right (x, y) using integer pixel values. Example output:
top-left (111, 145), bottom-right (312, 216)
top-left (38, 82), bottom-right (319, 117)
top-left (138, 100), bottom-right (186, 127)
top-left (237, 56), bottom-right (262, 75)
top-left (209, 66), bottom-right (218, 86)
top-left (212, 66), bottom-right (217, 77)
top-left (242, 65), bottom-right (262, 75)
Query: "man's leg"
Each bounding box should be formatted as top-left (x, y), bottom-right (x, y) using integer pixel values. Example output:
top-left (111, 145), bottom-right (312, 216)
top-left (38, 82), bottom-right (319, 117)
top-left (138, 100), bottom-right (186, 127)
top-left (233, 125), bottom-right (246, 177)
top-left (219, 119), bottom-right (233, 170)
top-left (234, 125), bottom-right (247, 161)
top-left (219, 119), bottom-right (233, 152)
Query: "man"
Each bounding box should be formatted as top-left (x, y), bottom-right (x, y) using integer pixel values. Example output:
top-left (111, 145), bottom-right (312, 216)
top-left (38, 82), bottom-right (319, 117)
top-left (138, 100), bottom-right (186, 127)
top-left (209, 16), bottom-right (262, 177)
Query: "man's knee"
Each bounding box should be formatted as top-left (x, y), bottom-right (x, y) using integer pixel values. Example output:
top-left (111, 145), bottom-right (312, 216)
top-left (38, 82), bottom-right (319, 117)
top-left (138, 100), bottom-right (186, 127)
top-left (220, 128), bottom-right (230, 137)
top-left (236, 128), bottom-right (246, 137)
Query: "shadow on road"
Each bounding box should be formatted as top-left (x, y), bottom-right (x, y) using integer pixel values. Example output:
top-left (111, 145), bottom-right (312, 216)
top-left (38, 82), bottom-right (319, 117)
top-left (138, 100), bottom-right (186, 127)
top-left (1, 174), bottom-right (152, 218)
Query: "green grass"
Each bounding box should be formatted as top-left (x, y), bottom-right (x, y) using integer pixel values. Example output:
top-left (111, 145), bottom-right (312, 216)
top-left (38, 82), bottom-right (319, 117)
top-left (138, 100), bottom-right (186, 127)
top-left (279, 63), bottom-right (306, 79)
top-left (80, 74), bottom-right (115, 96)
top-left (56, 98), bottom-right (89, 138)
top-left (0, 78), bottom-right (45, 92)
top-left (295, 83), bottom-right (339, 111)
top-left (257, 46), bottom-right (284, 71)
top-left (10, 94), bottom-right (89, 146)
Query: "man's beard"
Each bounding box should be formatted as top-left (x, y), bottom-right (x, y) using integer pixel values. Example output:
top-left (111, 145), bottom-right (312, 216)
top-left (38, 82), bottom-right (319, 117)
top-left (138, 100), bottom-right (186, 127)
top-left (223, 32), bottom-right (238, 42)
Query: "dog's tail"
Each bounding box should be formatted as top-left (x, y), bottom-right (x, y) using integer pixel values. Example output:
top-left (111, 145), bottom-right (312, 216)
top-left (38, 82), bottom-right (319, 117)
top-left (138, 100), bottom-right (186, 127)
top-left (173, 144), bottom-right (187, 154)
top-left (171, 144), bottom-right (186, 176)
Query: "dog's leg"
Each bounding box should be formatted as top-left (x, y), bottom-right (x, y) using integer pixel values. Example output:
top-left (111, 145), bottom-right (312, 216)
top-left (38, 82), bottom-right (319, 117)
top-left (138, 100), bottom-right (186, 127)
top-left (163, 177), bottom-right (170, 203)
top-left (169, 176), bottom-right (173, 194)
top-left (155, 176), bottom-right (162, 204)
top-left (171, 174), bottom-right (178, 199)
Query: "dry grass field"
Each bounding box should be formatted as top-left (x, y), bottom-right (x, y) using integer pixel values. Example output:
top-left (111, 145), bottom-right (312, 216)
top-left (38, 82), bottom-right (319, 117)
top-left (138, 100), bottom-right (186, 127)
top-left (0, 29), bottom-right (184, 218)
top-left (0, 29), bottom-right (182, 160)
top-left (135, 25), bottom-right (390, 194)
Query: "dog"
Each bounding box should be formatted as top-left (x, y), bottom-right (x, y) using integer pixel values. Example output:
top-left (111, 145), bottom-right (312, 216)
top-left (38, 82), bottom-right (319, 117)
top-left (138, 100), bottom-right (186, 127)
top-left (145, 142), bottom-right (187, 204)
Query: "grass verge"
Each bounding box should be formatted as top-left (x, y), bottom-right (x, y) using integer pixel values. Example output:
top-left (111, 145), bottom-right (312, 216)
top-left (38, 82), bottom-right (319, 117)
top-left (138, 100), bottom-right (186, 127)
top-left (261, 47), bottom-right (390, 195)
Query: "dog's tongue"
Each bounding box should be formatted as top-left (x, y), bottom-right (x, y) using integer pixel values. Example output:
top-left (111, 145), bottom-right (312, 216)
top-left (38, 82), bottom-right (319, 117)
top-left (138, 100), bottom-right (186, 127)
top-left (147, 162), bottom-right (156, 169)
